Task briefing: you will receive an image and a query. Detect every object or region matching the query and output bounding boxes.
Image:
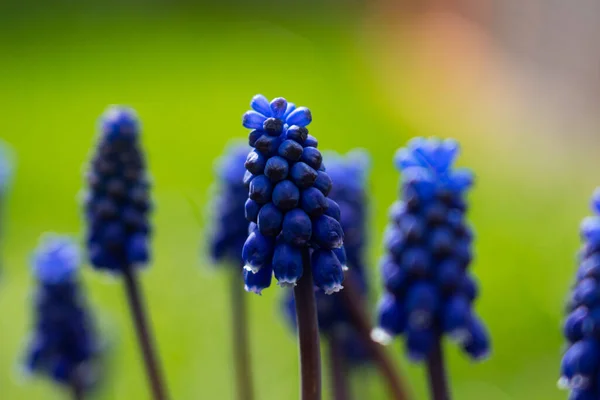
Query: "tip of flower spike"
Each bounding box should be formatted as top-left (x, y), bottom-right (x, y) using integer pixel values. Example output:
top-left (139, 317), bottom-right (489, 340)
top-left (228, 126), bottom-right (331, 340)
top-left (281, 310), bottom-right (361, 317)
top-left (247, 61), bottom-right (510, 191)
top-left (557, 376), bottom-right (570, 390)
top-left (31, 234), bottom-right (80, 284)
top-left (243, 264), bottom-right (261, 274)
top-left (100, 105), bottom-right (140, 140)
top-left (592, 187), bottom-right (600, 214)
top-left (371, 328), bottom-right (393, 345)
top-left (322, 283), bottom-right (344, 295)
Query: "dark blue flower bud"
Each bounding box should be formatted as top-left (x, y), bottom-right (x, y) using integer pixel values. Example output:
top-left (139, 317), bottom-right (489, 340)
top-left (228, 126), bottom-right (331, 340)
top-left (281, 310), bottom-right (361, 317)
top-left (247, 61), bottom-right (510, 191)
top-left (406, 326), bottom-right (435, 361)
top-left (564, 307), bottom-right (587, 342)
top-left (460, 275), bottom-right (479, 302)
top-left (324, 198), bottom-right (341, 221)
top-left (574, 278), bottom-right (600, 308)
top-left (245, 199), bottom-right (261, 222)
top-left (561, 339), bottom-right (600, 383)
top-left (376, 294), bottom-right (406, 337)
top-left (263, 118), bottom-right (284, 136)
top-left (436, 259), bottom-right (462, 292)
top-left (381, 256), bottom-right (406, 295)
top-left (384, 226), bottom-right (405, 259)
top-left (248, 174), bottom-right (272, 204)
top-left (242, 111), bottom-right (267, 130)
top-left (282, 209), bottom-right (312, 246)
top-left (257, 203), bottom-right (283, 237)
top-left (304, 134), bottom-right (318, 148)
top-left (101, 106), bottom-right (139, 141)
top-left (578, 255), bottom-right (600, 281)
top-left (301, 147), bottom-right (322, 170)
top-left (430, 227), bottom-right (455, 255)
top-left (285, 107), bottom-right (312, 127)
top-left (401, 247), bottom-right (431, 277)
top-left (272, 180), bottom-right (300, 211)
top-left (244, 261), bottom-right (273, 295)
top-left (243, 170), bottom-right (254, 187)
top-left (254, 134), bottom-right (282, 157)
top-left (286, 125), bottom-right (308, 144)
top-left (242, 231), bottom-right (274, 273)
top-left (270, 97), bottom-right (288, 119)
top-left (333, 246), bottom-right (347, 269)
top-left (264, 156), bottom-right (289, 182)
top-left (406, 283), bottom-right (438, 330)
top-left (398, 214), bottom-right (425, 242)
top-left (273, 243), bottom-right (304, 286)
top-left (442, 295), bottom-right (471, 337)
top-left (462, 316), bottom-right (490, 361)
top-left (312, 214), bottom-right (344, 249)
top-left (245, 150), bottom-right (266, 175)
top-left (250, 94), bottom-right (271, 116)
top-left (313, 171), bottom-right (333, 196)
top-left (290, 162), bottom-right (318, 189)
top-left (312, 249), bottom-right (344, 294)
top-left (300, 187), bottom-right (328, 217)
top-left (278, 140), bottom-right (303, 161)
top-left (249, 130), bottom-right (263, 147)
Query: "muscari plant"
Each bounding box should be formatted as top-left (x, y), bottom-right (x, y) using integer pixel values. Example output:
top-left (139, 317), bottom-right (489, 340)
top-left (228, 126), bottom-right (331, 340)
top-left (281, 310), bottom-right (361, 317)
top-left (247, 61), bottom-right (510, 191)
top-left (373, 138), bottom-right (490, 400)
top-left (208, 142), bottom-right (254, 400)
top-left (23, 235), bottom-right (100, 400)
top-left (241, 95), bottom-right (345, 400)
top-left (284, 150), bottom-right (411, 400)
top-left (560, 188), bottom-right (600, 400)
top-left (84, 106), bottom-right (169, 400)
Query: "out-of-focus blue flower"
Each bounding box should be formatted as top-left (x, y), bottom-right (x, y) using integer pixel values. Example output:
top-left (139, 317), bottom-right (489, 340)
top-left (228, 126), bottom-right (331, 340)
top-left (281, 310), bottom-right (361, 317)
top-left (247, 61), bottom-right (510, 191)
top-left (373, 138), bottom-right (490, 362)
top-left (24, 234), bottom-right (99, 388)
top-left (560, 189), bottom-right (600, 398)
top-left (241, 95), bottom-right (344, 294)
top-left (84, 106), bottom-right (152, 273)
top-left (285, 150), bottom-right (372, 364)
top-left (209, 143), bottom-right (251, 267)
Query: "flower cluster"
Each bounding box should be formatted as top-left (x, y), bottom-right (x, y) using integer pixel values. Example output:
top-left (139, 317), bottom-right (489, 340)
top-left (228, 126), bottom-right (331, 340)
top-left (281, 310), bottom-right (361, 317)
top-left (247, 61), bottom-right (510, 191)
top-left (560, 188), bottom-right (600, 399)
top-left (241, 95), bottom-right (344, 295)
top-left (84, 106), bottom-right (152, 273)
top-left (285, 150), bottom-right (372, 363)
top-left (24, 235), bottom-right (99, 387)
top-left (373, 138), bottom-right (489, 362)
top-left (209, 143), bottom-right (251, 266)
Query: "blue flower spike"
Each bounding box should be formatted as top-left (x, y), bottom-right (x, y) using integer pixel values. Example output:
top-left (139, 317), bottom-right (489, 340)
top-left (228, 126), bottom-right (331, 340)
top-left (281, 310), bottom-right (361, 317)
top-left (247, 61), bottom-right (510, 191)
top-left (241, 95), bottom-right (344, 294)
top-left (209, 143), bottom-right (251, 266)
top-left (85, 106), bottom-right (152, 273)
top-left (561, 188), bottom-right (600, 398)
top-left (24, 234), bottom-right (99, 390)
top-left (374, 138), bottom-right (489, 398)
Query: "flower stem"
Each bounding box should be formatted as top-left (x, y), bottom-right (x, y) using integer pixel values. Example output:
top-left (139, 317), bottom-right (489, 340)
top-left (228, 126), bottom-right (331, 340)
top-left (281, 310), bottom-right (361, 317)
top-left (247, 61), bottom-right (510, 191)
top-left (328, 331), bottom-right (351, 400)
top-left (426, 339), bottom-right (451, 400)
top-left (70, 381), bottom-right (84, 400)
top-left (340, 275), bottom-right (412, 400)
top-left (230, 268), bottom-right (254, 400)
top-left (123, 267), bottom-right (169, 400)
top-left (293, 249), bottom-right (322, 400)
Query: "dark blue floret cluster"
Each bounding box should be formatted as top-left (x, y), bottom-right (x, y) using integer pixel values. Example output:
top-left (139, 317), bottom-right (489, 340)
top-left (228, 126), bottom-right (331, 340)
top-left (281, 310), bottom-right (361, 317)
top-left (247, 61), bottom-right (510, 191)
top-left (209, 143), bottom-right (251, 267)
top-left (560, 188), bottom-right (600, 399)
top-left (241, 95), bottom-right (344, 295)
top-left (24, 235), bottom-right (99, 387)
top-left (373, 138), bottom-right (490, 362)
top-left (84, 106), bottom-right (152, 273)
top-left (285, 150), bottom-right (372, 363)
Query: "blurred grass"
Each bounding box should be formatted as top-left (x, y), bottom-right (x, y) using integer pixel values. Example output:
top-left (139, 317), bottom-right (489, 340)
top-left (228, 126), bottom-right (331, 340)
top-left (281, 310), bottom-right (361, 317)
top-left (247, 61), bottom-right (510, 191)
top-left (0, 3), bottom-right (598, 399)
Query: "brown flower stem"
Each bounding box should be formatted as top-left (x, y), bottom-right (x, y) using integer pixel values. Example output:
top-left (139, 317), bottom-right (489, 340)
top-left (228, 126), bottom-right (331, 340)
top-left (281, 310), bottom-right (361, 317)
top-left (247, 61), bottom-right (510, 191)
top-left (230, 268), bottom-right (254, 400)
top-left (340, 275), bottom-right (412, 400)
top-left (293, 249), bottom-right (322, 400)
top-left (426, 339), bottom-right (451, 400)
top-left (123, 267), bottom-right (169, 400)
top-left (327, 331), bottom-right (351, 400)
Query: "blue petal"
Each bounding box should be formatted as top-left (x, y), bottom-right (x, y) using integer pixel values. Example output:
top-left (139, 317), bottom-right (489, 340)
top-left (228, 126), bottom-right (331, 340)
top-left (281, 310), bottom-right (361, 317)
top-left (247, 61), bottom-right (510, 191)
top-left (273, 243), bottom-right (303, 286)
top-left (283, 103), bottom-right (297, 119)
top-left (377, 293), bottom-right (406, 336)
top-left (244, 261), bottom-right (273, 295)
top-left (312, 249), bottom-right (344, 294)
top-left (282, 209), bottom-right (312, 246)
top-left (250, 94), bottom-right (271, 116)
top-left (242, 231), bottom-right (274, 272)
top-left (242, 111), bottom-right (267, 130)
top-left (561, 339), bottom-right (600, 380)
top-left (270, 97), bottom-right (288, 119)
top-left (286, 107), bottom-right (312, 127)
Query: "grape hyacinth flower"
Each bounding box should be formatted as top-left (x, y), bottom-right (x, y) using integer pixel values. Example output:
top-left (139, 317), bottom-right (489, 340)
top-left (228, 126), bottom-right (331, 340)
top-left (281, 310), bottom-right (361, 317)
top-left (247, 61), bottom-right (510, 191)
top-left (560, 188), bottom-right (600, 399)
top-left (84, 106), bottom-right (169, 400)
top-left (373, 138), bottom-right (490, 400)
top-left (242, 95), bottom-right (345, 400)
top-left (24, 235), bottom-right (99, 399)
top-left (208, 142), bottom-right (254, 400)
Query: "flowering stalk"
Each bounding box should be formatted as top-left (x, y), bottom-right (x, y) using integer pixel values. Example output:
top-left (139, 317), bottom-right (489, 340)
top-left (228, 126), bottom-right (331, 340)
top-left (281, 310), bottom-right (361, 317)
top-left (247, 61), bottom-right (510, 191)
top-left (23, 235), bottom-right (100, 398)
top-left (209, 143), bottom-right (255, 400)
top-left (241, 95), bottom-right (346, 400)
top-left (84, 107), bottom-right (168, 400)
top-left (328, 329), bottom-right (351, 400)
top-left (373, 138), bottom-right (490, 400)
top-left (560, 188), bottom-right (600, 399)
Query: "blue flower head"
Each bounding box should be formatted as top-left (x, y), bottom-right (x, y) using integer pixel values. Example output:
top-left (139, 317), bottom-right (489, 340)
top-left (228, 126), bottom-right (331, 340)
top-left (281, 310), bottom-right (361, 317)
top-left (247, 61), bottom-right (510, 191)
top-left (284, 150), bottom-right (372, 364)
top-left (24, 234), bottom-right (99, 388)
top-left (241, 95), bottom-right (344, 295)
top-left (374, 138), bottom-right (490, 363)
top-left (84, 106), bottom-right (152, 273)
top-left (209, 142), bottom-right (251, 267)
top-left (560, 188), bottom-right (600, 397)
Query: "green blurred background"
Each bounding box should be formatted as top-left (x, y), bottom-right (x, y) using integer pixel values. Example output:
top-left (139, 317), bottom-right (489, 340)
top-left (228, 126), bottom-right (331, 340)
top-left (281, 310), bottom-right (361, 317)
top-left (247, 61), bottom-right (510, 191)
top-left (1, 1), bottom-right (599, 399)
